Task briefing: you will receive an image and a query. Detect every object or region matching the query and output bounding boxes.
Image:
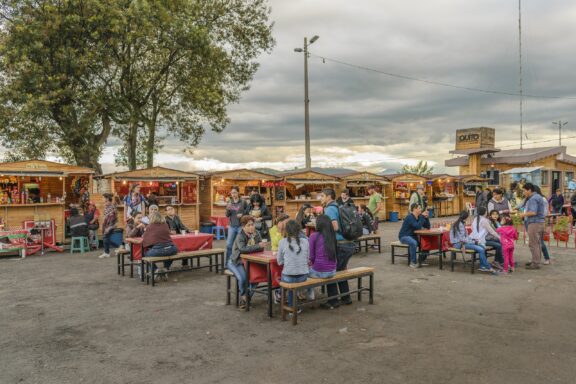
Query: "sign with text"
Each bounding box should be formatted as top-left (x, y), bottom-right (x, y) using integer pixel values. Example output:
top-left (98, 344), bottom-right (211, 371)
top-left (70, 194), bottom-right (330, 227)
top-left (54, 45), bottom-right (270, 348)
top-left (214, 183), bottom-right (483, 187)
top-left (455, 127), bottom-right (495, 150)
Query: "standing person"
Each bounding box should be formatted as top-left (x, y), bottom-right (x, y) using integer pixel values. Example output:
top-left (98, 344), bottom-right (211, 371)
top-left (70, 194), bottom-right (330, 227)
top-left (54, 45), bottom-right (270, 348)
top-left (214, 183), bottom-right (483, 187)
top-left (534, 185), bottom-right (552, 265)
top-left (519, 183), bottom-right (545, 270)
top-left (549, 189), bottom-right (564, 214)
top-left (320, 188), bottom-right (356, 309)
top-left (270, 213), bottom-right (290, 252)
top-left (277, 220), bottom-right (310, 311)
top-left (337, 189), bottom-right (356, 209)
top-left (367, 185), bottom-right (383, 219)
top-left (229, 215), bottom-right (267, 309)
top-left (488, 188), bottom-right (513, 218)
top-left (571, 191), bottom-right (576, 226)
top-left (409, 185), bottom-right (427, 211)
top-left (398, 203), bottom-right (430, 268)
top-left (476, 187), bottom-right (487, 210)
top-left (496, 217), bottom-right (518, 274)
top-left (359, 204), bottom-right (375, 235)
top-left (142, 212), bottom-right (178, 278)
top-left (450, 210), bottom-right (493, 273)
top-left (99, 193), bottom-right (118, 259)
top-left (295, 204), bottom-right (313, 229)
top-left (470, 206), bottom-right (504, 270)
top-left (308, 215), bottom-right (338, 279)
top-left (225, 187), bottom-right (248, 263)
top-left (247, 193), bottom-right (272, 241)
top-left (123, 184), bottom-right (146, 221)
top-left (164, 206), bottom-right (189, 234)
top-left (84, 201), bottom-right (100, 249)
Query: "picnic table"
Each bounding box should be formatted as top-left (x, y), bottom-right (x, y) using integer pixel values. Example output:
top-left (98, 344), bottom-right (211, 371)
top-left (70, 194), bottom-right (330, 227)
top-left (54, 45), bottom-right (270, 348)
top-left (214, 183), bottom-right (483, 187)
top-left (415, 229), bottom-right (448, 269)
top-left (127, 233), bottom-right (213, 260)
top-left (241, 250), bottom-right (283, 318)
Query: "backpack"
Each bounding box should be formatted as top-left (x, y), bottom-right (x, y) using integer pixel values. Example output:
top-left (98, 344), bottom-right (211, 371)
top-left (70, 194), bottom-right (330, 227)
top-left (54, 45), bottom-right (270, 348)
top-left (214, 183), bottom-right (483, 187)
top-left (338, 204), bottom-right (363, 240)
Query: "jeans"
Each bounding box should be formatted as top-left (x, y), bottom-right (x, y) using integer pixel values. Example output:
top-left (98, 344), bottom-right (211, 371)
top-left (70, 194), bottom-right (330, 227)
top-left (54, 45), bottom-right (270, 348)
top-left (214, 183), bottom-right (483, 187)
top-left (453, 242), bottom-right (491, 270)
top-left (541, 239), bottom-right (550, 261)
top-left (103, 232), bottom-right (112, 254)
top-left (309, 269), bottom-right (336, 279)
top-left (145, 243), bottom-right (178, 269)
top-left (281, 274), bottom-right (308, 306)
top-left (400, 236), bottom-right (419, 264)
top-left (326, 242), bottom-right (356, 306)
top-left (226, 226), bottom-right (241, 263)
top-left (227, 260), bottom-right (258, 297)
top-left (485, 240), bottom-right (503, 264)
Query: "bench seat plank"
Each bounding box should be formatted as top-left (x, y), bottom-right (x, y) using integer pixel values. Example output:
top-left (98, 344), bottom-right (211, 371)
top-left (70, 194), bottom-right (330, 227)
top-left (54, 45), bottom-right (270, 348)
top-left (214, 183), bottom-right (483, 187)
top-left (279, 267), bottom-right (374, 289)
top-left (142, 248), bottom-right (225, 263)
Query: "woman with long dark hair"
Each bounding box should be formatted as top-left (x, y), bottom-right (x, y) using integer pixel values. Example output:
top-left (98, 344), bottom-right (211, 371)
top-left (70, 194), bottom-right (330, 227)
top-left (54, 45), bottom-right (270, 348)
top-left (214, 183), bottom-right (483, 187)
top-left (450, 210), bottom-right (493, 272)
top-left (469, 206), bottom-right (501, 272)
top-left (247, 193), bottom-right (272, 241)
top-left (124, 184), bottom-right (146, 221)
top-left (308, 214), bottom-right (337, 279)
top-left (295, 203), bottom-right (313, 228)
top-left (277, 220), bottom-right (310, 310)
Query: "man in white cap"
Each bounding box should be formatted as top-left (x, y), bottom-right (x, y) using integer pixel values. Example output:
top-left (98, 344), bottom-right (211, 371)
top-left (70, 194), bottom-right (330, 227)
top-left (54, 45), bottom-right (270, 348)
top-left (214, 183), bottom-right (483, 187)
top-left (410, 185), bottom-right (427, 212)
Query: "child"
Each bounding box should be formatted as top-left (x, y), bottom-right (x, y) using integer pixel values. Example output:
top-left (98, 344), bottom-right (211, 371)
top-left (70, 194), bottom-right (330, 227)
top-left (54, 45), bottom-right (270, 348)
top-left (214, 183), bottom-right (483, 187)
top-left (269, 213), bottom-right (290, 252)
top-left (359, 204), bottom-right (375, 235)
top-left (496, 217), bottom-right (518, 273)
top-left (277, 220), bottom-right (310, 312)
top-left (489, 210), bottom-right (501, 230)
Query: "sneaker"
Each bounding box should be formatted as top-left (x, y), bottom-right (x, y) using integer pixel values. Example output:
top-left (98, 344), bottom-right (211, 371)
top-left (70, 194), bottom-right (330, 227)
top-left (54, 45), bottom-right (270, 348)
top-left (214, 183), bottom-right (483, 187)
top-left (525, 263), bottom-right (540, 270)
top-left (274, 290), bottom-right (281, 305)
top-left (543, 259), bottom-right (551, 265)
top-left (478, 267), bottom-right (494, 273)
top-left (320, 302), bottom-right (340, 310)
top-left (288, 309), bottom-right (303, 317)
top-left (420, 261), bottom-right (430, 266)
top-left (239, 299), bottom-right (247, 310)
top-left (409, 263), bottom-right (420, 269)
top-left (98, 253), bottom-right (110, 259)
top-left (492, 262), bottom-right (503, 270)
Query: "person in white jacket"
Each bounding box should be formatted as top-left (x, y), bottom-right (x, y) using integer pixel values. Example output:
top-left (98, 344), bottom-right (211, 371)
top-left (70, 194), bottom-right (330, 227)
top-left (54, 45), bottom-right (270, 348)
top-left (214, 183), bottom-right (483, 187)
top-left (470, 206), bottom-right (503, 269)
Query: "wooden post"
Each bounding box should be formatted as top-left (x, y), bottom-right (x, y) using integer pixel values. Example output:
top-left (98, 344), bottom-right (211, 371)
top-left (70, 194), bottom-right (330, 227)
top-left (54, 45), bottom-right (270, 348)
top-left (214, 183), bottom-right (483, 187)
top-left (195, 177), bottom-right (200, 230)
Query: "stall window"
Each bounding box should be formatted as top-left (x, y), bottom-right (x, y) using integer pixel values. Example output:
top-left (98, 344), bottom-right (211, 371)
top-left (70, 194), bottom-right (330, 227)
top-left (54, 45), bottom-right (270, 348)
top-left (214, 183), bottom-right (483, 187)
top-left (541, 170), bottom-right (549, 186)
top-left (486, 170), bottom-right (500, 186)
top-left (564, 172), bottom-right (573, 186)
top-left (181, 182), bottom-right (197, 204)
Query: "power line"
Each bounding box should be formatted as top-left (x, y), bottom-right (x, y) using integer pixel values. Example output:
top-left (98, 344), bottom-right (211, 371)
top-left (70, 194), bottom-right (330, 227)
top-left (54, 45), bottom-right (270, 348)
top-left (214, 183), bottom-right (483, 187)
top-left (309, 53), bottom-right (576, 100)
top-left (498, 134), bottom-right (576, 148)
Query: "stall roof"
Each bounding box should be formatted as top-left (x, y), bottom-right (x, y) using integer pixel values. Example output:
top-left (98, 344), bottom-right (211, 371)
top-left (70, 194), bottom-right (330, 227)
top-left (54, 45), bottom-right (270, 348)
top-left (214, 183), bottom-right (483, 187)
top-left (337, 171), bottom-right (390, 184)
top-left (0, 159), bottom-right (94, 176)
top-left (384, 173), bottom-right (428, 182)
top-left (501, 167), bottom-right (543, 174)
top-left (280, 170), bottom-right (339, 182)
top-left (101, 166), bottom-right (199, 180)
top-left (206, 168), bottom-right (277, 181)
top-left (456, 175), bottom-right (490, 183)
top-left (426, 174), bottom-right (459, 181)
top-left (446, 146), bottom-right (573, 167)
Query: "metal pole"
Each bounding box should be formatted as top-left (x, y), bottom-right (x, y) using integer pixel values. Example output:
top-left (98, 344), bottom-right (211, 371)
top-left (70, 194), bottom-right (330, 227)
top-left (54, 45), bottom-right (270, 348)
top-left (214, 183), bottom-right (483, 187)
top-left (518, 0), bottom-right (523, 149)
top-left (303, 37), bottom-right (311, 169)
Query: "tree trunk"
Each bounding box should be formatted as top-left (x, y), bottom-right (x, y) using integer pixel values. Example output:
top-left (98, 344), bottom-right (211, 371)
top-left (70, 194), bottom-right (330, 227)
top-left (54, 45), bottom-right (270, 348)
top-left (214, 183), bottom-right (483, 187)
top-left (146, 118), bottom-right (156, 168)
top-left (127, 116), bottom-right (138, 170)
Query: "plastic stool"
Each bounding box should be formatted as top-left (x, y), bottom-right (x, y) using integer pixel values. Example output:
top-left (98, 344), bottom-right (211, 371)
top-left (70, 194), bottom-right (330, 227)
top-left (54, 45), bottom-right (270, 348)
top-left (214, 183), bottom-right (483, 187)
top-left (212, 226), bottom-right (226, 240)
top-left (71, 237), bottom-right (90, 254)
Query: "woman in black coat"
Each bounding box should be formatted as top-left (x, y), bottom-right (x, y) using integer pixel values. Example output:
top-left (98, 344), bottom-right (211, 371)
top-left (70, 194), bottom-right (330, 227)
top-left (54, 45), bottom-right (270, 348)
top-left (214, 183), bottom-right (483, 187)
top-left (247, 193), bottom-right (272, 241)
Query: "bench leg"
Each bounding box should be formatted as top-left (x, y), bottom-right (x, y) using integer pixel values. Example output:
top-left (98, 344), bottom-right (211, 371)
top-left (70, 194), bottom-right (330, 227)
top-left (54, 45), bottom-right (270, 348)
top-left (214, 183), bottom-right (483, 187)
top-left (130, 259), bottom-right (134, 278)
top-left (117, 252), bottom-right (121, 275)
top-left (357, 277), bottom-right (362, 302)
top-left (292, 289), bottom-right (298, 326)
top-left (209, 255), bottom-right (213, 272)
top-left (377, 238), bottom-right (381, 254)
top-left (450, 252), bottom-right (455, 272)
top-left (141, 259), bottom-right (145, 283)
top-left (439, 251), bottom-right (444, 270)
top-left (369, 274), bottom-right (374, 304)
top-left (471, 254), bottom-right (476, 274)
top-left (196, 257), bottom-right (200, 268)
top-left (226, 274), bottom-right (231, 305)
top-left (151, 263), bottom-right (156, 287)
top-left (280, 288), bottom-right (287, 321)
top-left (391, 246), bottom-right (395, 264)
top-left (121, 253), bottom-right (126, 276)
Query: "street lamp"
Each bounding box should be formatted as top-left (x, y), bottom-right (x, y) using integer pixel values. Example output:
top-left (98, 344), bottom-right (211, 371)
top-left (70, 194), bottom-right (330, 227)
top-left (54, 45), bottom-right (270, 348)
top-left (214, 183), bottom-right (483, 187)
top-left (294, 35), bottom-right (320, 169)
top-left (552, 121), bottom-right (568, 146)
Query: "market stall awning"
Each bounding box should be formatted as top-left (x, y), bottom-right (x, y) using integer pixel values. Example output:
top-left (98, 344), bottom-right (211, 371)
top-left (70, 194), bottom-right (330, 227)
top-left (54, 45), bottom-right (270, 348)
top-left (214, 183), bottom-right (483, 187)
top-left (101, 166), bottom-right (199, 181)
top-left (286, 180), bottom-right (337, 185)
top-left (501, 167), bottom-right (543, 174)
top-left (0, 160), bottom-right (94, 176)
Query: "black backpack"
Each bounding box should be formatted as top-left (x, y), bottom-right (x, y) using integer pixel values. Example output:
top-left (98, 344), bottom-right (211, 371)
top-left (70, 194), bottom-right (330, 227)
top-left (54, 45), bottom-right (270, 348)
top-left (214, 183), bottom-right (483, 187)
top-left (338, 204), bottom-right (363, 240)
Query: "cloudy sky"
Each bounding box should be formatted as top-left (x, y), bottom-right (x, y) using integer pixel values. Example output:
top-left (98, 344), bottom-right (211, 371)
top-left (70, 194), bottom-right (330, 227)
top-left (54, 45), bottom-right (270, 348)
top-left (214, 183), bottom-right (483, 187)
top-left (102, 0), bottom-right (576, 174)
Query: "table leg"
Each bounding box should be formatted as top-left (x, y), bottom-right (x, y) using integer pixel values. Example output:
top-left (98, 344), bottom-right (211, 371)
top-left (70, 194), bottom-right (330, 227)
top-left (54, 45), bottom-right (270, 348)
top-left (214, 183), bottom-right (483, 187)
top-left (141, 259), bottom-right (145, 283)
top-left (151, 262), bottom-right (156, 287)
top-left (245, 260), bottom-right (251, 312)
top-left (221, 251), bottom-right (225, 274)
top-left (117, 251), bottom-right (121, 275)
top-left (267, 263), bottom-right (273, 318)
top-left (129, 244), bottom-right (134, 278)
top-left (417, 235), bottom-right (422, 267)
top-left (438, 234), bottom-right (443, 270)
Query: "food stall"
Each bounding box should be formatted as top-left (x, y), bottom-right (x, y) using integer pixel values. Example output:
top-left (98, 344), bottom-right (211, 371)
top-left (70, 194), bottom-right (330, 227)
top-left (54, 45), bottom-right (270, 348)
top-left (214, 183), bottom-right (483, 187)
top-left (0, 159), bottom-right (95, 244)
top-left (198, 169), bottom-right (277, 222)
top-left (456, 175), bottom-right (489, 211)
top-left (275, 170), bottom-right (339, 218)
top-left (96, 167), bottom-right (200, 230)
top-left (384, 173), bottom-right (429, 220)
top-left (338, 171), bottom-right (389, 220)
top-left (427, 174), bottom-right (459, 217)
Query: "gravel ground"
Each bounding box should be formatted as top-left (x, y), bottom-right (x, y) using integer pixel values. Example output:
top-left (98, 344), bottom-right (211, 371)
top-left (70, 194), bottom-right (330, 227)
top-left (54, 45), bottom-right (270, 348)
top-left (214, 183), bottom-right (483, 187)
top-left (1, 220), bottom-right (575, 384)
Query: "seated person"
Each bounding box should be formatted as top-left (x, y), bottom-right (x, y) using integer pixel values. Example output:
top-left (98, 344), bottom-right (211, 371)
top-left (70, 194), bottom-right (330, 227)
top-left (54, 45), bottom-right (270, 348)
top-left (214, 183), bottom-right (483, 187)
top-left (165, 206), bottom-right (189, 234)
top-left (68, 207), bottom-right (89, 238)
top-left (398, 203), bottom-right (430, 268)
top-left (358, 204), bottom-right (375, 235)
top-left (269, 213), bottom-right (290, 252)
top-left (142, 211), bottom-right (178, 277)
top-left (125, 213), bottom-right (145, 238)
top-left (142, 204), bottom-right (159, 225)
top-left (229, 215), bottom-right (268, 309)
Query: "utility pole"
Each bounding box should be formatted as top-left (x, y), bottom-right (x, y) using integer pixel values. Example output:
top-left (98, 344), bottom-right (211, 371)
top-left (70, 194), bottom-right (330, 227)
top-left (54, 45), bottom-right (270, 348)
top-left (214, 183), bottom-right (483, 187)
top-left (294, 35), bottom-right (319, 170)
top-left (518, 0), bottom-right (523, 149)
top-left (552, 121), bottom-right (568, 146)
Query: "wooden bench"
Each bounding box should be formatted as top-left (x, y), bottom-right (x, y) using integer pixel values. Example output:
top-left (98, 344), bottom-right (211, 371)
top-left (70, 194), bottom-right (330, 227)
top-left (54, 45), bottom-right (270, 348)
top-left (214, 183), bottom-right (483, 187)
top-left (390, 241), bottom-right (410, 264)
top-left (448, 246), bottom-right (495, 274)
top-left (355, 234), bottom-right (381, 254)
top-left (0, 231), bottom-right (27, 259)
top-left (279, 267), bottom-right (375, 325)
top-left (142, 248), bottom-right (226, 286)
top-left (225, 270), bottom-right (240, 307)
top-left (116, 248), bottom-right (133, 276)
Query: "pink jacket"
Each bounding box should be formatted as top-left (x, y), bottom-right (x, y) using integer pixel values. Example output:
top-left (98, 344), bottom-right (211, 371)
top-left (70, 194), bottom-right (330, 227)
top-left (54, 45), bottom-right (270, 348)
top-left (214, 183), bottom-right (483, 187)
top-left (496, 226), bottom-right (518, 250)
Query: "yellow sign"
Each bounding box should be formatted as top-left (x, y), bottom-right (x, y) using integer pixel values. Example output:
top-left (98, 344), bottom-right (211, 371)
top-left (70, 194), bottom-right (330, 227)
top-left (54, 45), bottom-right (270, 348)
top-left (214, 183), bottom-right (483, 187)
top-left (25, 162), bottom-right (49, 170)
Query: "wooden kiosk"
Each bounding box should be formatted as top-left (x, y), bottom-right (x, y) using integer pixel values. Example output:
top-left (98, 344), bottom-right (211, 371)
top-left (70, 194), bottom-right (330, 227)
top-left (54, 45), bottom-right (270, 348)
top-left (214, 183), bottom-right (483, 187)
top-left (198, 169), bottom-right (277, 222)
top-left (384, 173), bottom-right (429, 219)
top-left (0, 160), bottom-right (94, 243)
top-left (427, 174), bottom-right (459, 217)
top-left (338, 171), bottom-right (389, 219)
top-left (275, 170), bottom-right (339, 218)
top-left (96, 167), bottom-right (200, 230)
top-left (456, 175), bottom-right (489, 211)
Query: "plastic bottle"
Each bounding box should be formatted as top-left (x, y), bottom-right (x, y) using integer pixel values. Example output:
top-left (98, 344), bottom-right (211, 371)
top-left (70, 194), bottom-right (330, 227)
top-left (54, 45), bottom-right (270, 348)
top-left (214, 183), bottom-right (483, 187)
top-left (47, 193), bottom-right (51, 203)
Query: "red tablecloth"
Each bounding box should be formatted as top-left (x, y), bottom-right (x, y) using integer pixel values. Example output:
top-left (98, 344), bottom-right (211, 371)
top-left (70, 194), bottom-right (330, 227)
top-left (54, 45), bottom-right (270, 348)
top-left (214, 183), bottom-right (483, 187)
top-left (210, 216), bottom-right (229, 227)
top-left (131, 233), bottom-right (213, 260)
top-left (419, 227), bottom-right (472, 251)
top-left (242, 252), bottom-right (283, 288)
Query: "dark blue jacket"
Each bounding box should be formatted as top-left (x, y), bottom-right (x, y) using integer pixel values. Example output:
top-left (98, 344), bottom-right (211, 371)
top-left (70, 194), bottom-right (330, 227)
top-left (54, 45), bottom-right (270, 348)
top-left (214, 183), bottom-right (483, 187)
top-left (398, 213), bottom-right (430, 241)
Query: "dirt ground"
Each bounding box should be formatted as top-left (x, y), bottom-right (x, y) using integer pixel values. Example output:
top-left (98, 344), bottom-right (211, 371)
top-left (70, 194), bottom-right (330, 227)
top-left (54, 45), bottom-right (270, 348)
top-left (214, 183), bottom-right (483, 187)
top-left (1, 220), bottom-right (575, 384)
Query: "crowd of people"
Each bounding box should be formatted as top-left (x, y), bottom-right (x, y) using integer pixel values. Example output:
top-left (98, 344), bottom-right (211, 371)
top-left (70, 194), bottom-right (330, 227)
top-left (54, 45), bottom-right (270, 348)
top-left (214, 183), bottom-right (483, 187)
top-left (399, 181), bottom-right (566, 274)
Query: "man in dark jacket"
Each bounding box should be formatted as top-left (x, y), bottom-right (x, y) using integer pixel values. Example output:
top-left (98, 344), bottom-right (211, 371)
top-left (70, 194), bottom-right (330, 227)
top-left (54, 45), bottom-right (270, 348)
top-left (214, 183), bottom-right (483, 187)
top-left (165, 206), bottom-right (189, 234)
top-left (337, 189), bottom-right (356, 209)
top-left (548, 189), bottom-right (564, 214)
top-left (68, 207), bottom-right (89, 237)
top-left (398, 203), bottom-right (430, 268)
